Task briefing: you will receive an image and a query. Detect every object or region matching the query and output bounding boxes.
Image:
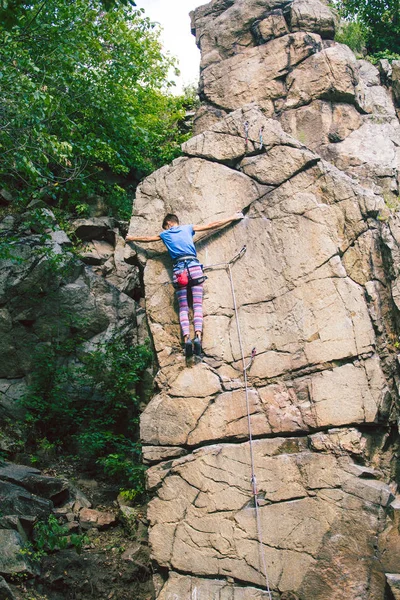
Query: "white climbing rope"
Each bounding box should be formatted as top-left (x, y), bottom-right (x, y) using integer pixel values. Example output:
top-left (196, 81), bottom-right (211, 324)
top-left (205, 247), bottom-right (272, 599)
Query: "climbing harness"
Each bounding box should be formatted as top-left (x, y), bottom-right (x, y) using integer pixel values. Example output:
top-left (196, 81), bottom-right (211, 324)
top-left (244, 120), bottom-right (250, 149)
top-left (172, 258), bottom-right (207, 289)
top-left (204, 246), bottom-right (273, 600)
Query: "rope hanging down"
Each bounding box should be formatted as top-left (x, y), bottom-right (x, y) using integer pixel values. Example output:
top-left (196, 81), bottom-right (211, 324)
top-left (204, 246), bottom-right (272, 599)
top-left (259, 125), bottom-right (264, 150)
top-left (244, 121), bottom-right (250, 149)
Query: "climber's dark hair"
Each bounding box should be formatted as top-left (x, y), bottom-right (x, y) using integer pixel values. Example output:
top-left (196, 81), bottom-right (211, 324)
top-left (162, 214), bottom-right (179, 229)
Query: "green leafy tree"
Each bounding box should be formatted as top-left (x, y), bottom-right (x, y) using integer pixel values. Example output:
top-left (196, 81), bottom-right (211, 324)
top-left (0, 0), bottom-right (193, 217)
top-left (335, 20), bottom-right (367, 55)
top-left (334, 0), bottom-right (400, 55)
top-left (0, 0), bottom-right (136, 27)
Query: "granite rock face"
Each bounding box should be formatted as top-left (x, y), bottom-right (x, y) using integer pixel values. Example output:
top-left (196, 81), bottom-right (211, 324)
top-left (0, 213), bottom-right (138, 422)
top-left (192, 0), bottom-right (400, 204)
top-left (128, 0), bottom-right (400, 597)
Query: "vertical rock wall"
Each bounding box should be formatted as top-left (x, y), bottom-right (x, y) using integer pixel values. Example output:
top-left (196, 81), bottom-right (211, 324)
top-left (0, 215), bottom-right (141, 431)
top-left (128, 0), bottom-right (400, 597)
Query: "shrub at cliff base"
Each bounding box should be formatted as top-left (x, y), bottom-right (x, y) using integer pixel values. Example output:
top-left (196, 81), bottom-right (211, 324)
top-left (20, 335), bottom-right (152, 500)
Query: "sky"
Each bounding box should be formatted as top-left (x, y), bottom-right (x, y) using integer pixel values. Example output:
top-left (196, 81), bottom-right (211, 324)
top-left (135, 0), bottom-right (203, 94)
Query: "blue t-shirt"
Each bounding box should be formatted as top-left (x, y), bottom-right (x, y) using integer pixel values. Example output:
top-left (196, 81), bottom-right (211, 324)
top-left (159, 224), bottom-right (196, 261)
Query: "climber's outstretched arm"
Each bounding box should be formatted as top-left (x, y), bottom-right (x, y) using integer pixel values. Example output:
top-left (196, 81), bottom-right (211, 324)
top-left (193, 212), bottom-right (244, 233)
top-left (125, 234), bottom-right (161, 243)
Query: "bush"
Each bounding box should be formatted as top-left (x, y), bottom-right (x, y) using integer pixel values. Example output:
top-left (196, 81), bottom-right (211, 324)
top-left (33, 515), bottom-right (87, 555)
top-left (20, 335), bottom-right (152, 498)
top-left (368, 50), bottom-right (400, 64)
top-left (21, 515), bottom-right (88, 563)
top-left (335, 20), bottom-right (367, 55)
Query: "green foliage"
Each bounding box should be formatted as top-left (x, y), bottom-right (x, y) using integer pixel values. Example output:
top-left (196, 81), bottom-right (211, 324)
top-left (97, 446), bottom-right (146, 499)
top-left (335, 20), bottom-right (367, 54)
top-left (0, 0), bottom-right (136, 28)
top-left (383, 193), bottom-right (400, 212)
top-left (333, 0), bottom-right (400, 55)
top-left (21, 335), bottom-right (152, 496)
top-left (0, 0), bottom-right (193, 217)
top-left (369, 50), bottom-right (400, 63)
top-left (0, 208), bottom-right (55, 261)
top-left (34, 515), bottom-right (87, 554)
top-left (119, 488), bottom-right (141, 503)
top-left (21, 515), bottom-right (88, 562)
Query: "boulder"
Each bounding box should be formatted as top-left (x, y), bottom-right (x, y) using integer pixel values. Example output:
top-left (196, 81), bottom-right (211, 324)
top-left (0, 379), bottom-right (27, 419)
top-left (99, 235), bottom-right (141, 297)
top-left (0, 530), bottom-right (38, 577)
top-left (191, 0), bottom-right (297, 68)
top-left (0, 462), bottom-right (69, 505)
top-left (200, 32), bottom-right (322, 110)
top-left (61, 486), bottom-right (92, 513)
top-left (48, 228), bottom-right (71, 247)
top-left (289, 0), bottom-right (336, 38)
top-left (0, 515), bottom-right (35, 539)
top-left (256, 10), bottom-right (288, 43)
top-left (182, 131), bottom-right (247, 165)
top-left (280, 100), bottom-right (362, 150)
top-left (210, 105), bottom-right (304, 150)
top-left (0, 577), bottom-right (15, 600)
top-left (0, 480), bottom-right (52, 519)
top-left (386, 575), bottom-right (400, 600)
top-left (79, 240), bottom-right (114, 265)
top-left (392, 60), bottom-right (400, 106)
top-left (358, 59), bottom-right (381, 87)
top-left (191, 0), bottom-right (335, 69)
top-left (0, 190), bottom-right (12, 206)
top-left (284, 44), bottom-right (360, 110)
top-left (141, 394), bottom-right (211, 447)
top-left (79, 508), bottom-right (117, 530)
top-left (239, 146), bottom-right (318, 185)
top-left (158, 572), bottom-right (272, 599)
top-left (70, 217), bottom-right (116, 242)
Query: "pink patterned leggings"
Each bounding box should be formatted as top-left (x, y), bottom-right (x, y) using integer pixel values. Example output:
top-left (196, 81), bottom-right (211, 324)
top-left (174, 265), bottom-right (204, 337)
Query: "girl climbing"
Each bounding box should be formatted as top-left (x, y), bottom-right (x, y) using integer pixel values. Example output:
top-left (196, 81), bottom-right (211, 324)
top-left (126, 211), bottom-right (243, 358)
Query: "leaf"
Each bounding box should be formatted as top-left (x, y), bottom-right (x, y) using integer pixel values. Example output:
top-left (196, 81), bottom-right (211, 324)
top-left (0, 0), bottom-right (195, 216)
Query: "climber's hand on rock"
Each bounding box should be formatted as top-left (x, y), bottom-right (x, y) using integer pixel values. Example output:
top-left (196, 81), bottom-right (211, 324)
top-left (234, 212), bottom-right (244, 220)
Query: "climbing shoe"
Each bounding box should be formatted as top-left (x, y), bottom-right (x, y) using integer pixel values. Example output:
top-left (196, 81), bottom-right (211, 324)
top-left (193, 336), bottom-right (202, 357)
top-left (185, 339), bottom-right (193, 359)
